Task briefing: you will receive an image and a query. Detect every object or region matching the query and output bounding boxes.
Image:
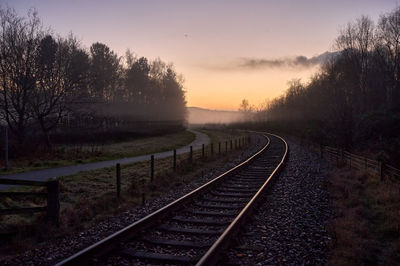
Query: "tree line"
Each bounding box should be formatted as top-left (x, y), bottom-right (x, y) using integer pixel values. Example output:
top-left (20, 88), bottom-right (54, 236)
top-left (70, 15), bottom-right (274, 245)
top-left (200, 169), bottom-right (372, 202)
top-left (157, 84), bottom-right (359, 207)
top-left (0, 8), bottom-right (186, 149)
top-left (241, 7), bottom-right (400, 163)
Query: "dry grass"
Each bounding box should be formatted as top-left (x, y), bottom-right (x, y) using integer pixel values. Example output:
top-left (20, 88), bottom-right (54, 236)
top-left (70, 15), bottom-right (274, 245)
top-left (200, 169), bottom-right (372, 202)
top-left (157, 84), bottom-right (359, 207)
top-left (0, 129), bottom-right (248, 256)
top-left (199, 128), bottom-right (245, 144)
top-left (327, 168), bottom-right (400, 265)
top-left (0, 130), bottom-right (195, 175)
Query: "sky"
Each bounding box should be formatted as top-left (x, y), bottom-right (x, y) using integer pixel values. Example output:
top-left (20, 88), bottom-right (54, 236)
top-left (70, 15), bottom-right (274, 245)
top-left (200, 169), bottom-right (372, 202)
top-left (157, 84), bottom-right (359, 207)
top-left (1, 0), bottom-right (399, 110)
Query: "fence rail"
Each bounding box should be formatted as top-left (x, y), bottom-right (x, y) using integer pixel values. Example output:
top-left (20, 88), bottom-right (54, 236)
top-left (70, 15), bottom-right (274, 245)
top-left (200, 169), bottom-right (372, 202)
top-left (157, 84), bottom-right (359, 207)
top-left (322, 145), bottom-right (400, 181)
top-left (115, 135), bottom-right (252, 201)
top-left (0, 178), bottom-right (60, 226)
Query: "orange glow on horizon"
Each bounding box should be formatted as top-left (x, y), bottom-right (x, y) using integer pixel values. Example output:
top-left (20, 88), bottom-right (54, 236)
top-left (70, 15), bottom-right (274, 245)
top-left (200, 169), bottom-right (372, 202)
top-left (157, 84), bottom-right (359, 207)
top-left (184, 66), bottom-right (320, 111)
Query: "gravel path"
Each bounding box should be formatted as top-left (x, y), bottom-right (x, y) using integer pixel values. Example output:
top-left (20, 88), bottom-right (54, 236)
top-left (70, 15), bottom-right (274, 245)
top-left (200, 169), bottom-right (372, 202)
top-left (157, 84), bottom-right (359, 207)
top-left (0, 129), bottom-right (209, 189)
top-left (0, 134), bottom-right (266, 266)
top-left (223, 140), bottom-right (333, 265)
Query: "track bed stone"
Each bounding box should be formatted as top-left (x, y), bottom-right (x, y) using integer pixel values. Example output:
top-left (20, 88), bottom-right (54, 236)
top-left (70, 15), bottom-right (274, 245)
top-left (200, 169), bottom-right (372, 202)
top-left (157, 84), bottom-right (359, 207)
top-left (223, 140), bottom-right (333, 265)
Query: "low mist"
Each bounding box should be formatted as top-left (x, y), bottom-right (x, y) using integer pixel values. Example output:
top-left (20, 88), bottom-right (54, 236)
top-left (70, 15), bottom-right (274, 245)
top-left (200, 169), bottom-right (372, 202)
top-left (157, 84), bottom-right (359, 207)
top-left (187, 107), bottom-right (244, 124)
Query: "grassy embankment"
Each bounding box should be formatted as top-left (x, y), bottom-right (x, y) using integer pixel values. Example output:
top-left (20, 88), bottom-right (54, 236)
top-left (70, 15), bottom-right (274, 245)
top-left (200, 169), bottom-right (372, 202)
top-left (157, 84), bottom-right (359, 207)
top-left (328, 168), bottom-right (400, 265)
top-left (0, 128), bottom-right (251, 256)
top-left (0, 130), bottom-right (195, 175)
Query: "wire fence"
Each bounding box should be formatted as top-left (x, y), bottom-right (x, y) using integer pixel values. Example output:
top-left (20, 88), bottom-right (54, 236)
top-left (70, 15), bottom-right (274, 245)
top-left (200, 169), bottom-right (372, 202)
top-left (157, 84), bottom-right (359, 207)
top-left (318, 144), bottom-right (400, 181)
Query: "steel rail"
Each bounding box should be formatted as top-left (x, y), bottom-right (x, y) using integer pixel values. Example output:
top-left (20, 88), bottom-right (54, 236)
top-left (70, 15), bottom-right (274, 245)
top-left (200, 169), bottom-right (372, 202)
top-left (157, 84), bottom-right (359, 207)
top-left (55, 134), bottom-right (271, 266)
top-left (196, 132), bottom-right (289, 266)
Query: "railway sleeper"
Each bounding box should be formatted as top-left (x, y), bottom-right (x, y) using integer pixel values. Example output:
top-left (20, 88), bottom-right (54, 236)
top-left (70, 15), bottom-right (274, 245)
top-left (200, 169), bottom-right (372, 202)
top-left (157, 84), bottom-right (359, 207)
top-left (245, 168), bottom-right (273, 173)
top-left (171, 216), bottom-right (231, 226)
top-left (157, 224), bottom-right (223, 235)
top-left (188, 209), bottom-right (237, 217)
top-left (120, 249), bottom-right (200, 264)
top-left (201, 197), bottom-right (249, 203)
top-left (219, 185), bottom-right (260, 190)
top-left (247, 165), bottom-right (272, 169)
top-left (210, 191), bottom-right (254, 198)
top-left (228, 176), bottom-right (266, 181)
top-left (194, 202), bottom-right (242, 210)
top-left (239, 172), bottom-right (272, 176)
top-left (232, 175), bottom-right (267, 180)
top-left (141, 236), bottom-right (213, 248)
top-left (224, 180), bottom-right (264, 186)
top-left (216, 188), bottom-right (258, 194)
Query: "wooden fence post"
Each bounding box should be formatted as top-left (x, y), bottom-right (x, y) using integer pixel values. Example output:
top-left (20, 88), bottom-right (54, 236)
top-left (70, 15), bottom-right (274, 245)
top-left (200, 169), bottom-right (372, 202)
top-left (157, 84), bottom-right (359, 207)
top-left (225, 141), bottom-right (228, 154)
top-left (230, 140), bottom-right (233, 151)
top-left (47, 180), bottom-right (60, 226)
top-left (116, 163), bottom-right (121, 198)
top-left (190, 146), bottom-right (193, 162)
top-left (141, 178), bottom-right (145, 205)
top-left (218, 142), bottom-right (221, 154)
top-left (150, 155), bottom-right (154, 182)
top-left (202, 144), bottom-right (205, 158)
top-left (173, 149), bottom-right (177, 171)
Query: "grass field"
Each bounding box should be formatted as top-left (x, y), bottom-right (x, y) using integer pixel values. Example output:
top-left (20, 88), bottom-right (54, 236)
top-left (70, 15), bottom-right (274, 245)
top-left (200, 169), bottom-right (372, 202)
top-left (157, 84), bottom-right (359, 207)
top-left (0, 128), bottom-right (251, 256)
top-left (199, 128), bottom-right (245, 144)
top-left (0, 130), bottom-right (195, 175)
top-left (327, 168), bottom-right (400, 265)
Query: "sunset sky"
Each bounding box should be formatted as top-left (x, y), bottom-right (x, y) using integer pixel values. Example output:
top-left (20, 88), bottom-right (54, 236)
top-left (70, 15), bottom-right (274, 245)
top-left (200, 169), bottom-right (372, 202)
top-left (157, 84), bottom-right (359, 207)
top-left (3, 0), bottom-right (398, 110)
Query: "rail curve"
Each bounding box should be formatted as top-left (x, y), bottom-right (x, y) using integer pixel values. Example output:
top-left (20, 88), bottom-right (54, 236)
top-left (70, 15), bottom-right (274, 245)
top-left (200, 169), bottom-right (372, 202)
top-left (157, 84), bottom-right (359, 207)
top-left (55, 132), bottom-right (288, 266)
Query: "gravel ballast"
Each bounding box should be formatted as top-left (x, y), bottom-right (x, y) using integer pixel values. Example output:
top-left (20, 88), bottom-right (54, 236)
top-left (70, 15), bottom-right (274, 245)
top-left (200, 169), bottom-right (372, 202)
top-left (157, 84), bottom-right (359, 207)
top-left (1, 134), bottom-right (266, 266)
top-left (224, 140), bottom-right (333, 265)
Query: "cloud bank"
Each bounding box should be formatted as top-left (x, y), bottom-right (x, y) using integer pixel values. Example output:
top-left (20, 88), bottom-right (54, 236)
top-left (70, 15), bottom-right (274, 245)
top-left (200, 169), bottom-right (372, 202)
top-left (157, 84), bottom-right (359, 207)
top-left (206, 51), bottom-right (338, 71)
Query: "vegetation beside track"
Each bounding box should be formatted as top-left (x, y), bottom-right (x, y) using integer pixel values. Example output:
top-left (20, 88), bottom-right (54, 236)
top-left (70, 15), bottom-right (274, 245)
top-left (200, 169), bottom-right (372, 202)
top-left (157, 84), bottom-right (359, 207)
top-left (327, 168), bottom-right (400, 265)
top-left (0, 130), bottom-right (195, 175)
top-left (0, 129), bottom-right (249, 256)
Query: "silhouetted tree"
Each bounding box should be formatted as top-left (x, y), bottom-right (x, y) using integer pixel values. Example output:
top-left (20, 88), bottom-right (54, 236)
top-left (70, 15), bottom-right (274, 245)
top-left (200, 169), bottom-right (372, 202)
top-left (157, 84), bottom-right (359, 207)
top-left (336, 16), bottom-right (375, 114)
top-left (0, 7), bottom-right (188, 150)
top-left (0, 8), bottom-right (41, 144)
top-left (160, 67), bottom-right (186, 121)
top-left (66, 43), bottom-right (91, 100)
top-left (256, 8), bottom-right (400, 159)
top-left (125, 57), bottom-right (150, 105)
top-left (376, 7), bottom-right (400, 109)
top-left (31, 35), bottom-right (79, 147)
top-left (89, 42), bottom-right (120, 101)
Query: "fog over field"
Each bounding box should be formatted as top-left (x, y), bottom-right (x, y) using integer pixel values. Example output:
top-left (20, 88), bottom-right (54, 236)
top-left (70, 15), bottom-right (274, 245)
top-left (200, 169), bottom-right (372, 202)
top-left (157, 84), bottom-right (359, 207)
top-left (187, 107), bottom-right (244, 124)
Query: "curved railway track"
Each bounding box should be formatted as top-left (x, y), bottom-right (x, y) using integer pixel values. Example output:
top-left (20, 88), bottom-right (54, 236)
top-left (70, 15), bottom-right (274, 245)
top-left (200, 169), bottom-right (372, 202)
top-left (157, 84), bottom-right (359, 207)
top-left (56, 133), bottom-right (288, 266)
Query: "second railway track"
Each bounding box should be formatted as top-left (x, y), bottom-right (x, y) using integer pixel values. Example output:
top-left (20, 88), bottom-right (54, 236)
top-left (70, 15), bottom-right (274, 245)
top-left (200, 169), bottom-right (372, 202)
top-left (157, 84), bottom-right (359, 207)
top-left (56, 133), bottom-right (288, 266)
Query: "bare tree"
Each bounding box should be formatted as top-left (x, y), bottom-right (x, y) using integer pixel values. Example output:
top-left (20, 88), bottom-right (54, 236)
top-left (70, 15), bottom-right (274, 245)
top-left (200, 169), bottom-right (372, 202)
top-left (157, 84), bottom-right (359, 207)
top-left (31, 35), bottom-right (75, 147)
top-left (376, 7), bottom-right (400, 108)
top-left (336, 16), bottom-right (375, 113)
top-left (0, 8), bottom-right (42, 144)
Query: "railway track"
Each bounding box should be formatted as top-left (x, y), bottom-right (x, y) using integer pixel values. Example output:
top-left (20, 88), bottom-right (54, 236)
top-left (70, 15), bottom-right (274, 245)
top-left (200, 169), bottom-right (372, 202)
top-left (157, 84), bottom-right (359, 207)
top-left (56, 133), bottom-right (288, 266)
